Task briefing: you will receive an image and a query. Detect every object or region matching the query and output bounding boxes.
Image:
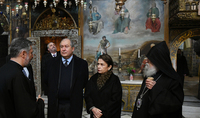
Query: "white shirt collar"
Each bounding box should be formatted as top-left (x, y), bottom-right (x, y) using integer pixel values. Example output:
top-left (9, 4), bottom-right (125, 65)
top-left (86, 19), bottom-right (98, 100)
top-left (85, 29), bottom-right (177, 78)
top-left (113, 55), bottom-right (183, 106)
top-left (51, 52), bottom-right (57, 57)
top-left (62, 55), bottom-right (73, 65)
top-left (23, 67), bottom-right (29, 78)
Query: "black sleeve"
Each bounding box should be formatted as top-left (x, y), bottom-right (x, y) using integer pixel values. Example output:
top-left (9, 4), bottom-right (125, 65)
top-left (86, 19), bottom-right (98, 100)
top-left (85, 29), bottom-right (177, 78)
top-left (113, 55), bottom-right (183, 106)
top-left (84, 79), bottom-right (94, 114)
top-left (13, 74), bottom-right (44, 118)
top-left (149, 80), bottom-right (184, 115)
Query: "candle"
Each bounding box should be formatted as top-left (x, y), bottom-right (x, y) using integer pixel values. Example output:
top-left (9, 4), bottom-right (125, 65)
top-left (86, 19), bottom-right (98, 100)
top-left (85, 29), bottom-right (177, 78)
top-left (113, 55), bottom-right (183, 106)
top-left (138, 49), bottom-right (140, 58)
top-left (119, 48), bottom-right (121, 55)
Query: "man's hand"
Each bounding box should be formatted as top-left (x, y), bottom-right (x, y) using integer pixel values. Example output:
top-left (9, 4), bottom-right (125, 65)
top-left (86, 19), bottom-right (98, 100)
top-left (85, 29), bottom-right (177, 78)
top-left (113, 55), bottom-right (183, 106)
top-left (146, 78), bottom-right (156, 89)
top-left (92, 107), bottom-right (102, 118)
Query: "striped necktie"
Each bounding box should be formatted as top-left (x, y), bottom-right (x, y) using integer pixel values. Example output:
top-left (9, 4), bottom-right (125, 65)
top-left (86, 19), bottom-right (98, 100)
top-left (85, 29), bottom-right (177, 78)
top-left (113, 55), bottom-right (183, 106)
top-left (64, 60), bottom-right (68, 67)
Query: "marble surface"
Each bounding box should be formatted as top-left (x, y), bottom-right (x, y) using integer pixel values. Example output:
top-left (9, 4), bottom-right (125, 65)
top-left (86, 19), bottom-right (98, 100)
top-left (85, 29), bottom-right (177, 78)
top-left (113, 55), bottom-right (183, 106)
top-left (121, 80), bottom-right (143, 84)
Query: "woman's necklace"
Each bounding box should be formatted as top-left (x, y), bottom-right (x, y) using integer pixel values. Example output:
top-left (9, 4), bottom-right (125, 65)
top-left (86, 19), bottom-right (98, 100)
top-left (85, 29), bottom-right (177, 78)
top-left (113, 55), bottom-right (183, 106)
top-left (136, 74), bottom-right (163, 110)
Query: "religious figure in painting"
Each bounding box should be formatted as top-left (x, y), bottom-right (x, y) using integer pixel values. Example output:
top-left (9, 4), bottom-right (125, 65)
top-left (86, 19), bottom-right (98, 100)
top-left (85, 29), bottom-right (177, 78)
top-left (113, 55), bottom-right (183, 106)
top-left (113, 5), bottom-right (131, 34)
top-left (88, 7), bottom-right (104, 35)
top-left (89, 36), bottom-right (110, 74)
top-left (96, 36), bottom-right (110, 56)
top-left (145, 2), bottom-right (161, 32)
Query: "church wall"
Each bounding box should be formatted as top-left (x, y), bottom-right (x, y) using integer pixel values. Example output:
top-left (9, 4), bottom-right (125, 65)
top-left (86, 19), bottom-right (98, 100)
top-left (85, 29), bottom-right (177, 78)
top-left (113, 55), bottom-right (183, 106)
top-left (83, 0), bottom-right (165, 76)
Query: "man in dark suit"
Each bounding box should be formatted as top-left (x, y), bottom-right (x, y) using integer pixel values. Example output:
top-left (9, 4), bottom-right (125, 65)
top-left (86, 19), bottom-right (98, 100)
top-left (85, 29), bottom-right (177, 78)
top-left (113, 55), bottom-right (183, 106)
top-left (0, 37), bottom-right (44, 118)
top-left (45, 38), bottom-right (89, 118)
top-left (41, 42), bottom-right (60, 95)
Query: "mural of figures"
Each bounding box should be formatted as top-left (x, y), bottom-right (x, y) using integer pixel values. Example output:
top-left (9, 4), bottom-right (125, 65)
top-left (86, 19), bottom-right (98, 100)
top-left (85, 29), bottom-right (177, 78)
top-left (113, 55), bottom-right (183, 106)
top-left (84, 0), bottom-right (164, 75)
top-left (113, 5), bottom-right (131, 34)
top-left (96, 36), bottom-right (110, 60)
top-left (145, 1), bottom-right (161, 32)
top-left (88, 7), bottom-right (104, 35)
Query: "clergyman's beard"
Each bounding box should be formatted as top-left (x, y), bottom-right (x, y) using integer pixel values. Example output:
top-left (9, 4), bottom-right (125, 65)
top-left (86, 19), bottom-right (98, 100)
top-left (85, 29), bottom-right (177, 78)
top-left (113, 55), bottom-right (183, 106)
top-left (143, 63), bottom-right (157, 77)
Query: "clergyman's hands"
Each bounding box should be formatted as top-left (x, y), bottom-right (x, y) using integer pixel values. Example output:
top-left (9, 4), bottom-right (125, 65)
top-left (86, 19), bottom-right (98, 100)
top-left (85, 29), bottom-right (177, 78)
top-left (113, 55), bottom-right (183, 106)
top-left (37, 94), bottom-right (44, 101)
top-left (146, 78), bottom-right (156, 89)
top-left (92, 107), bottom-right (102, 118)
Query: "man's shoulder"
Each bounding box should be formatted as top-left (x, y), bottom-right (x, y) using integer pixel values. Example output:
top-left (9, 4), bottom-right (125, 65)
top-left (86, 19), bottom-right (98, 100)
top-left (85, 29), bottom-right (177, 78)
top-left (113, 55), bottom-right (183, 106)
top-left (42, 53), bottom-right (51, 59)
top-left (73, 55), bottom-right (88, 64)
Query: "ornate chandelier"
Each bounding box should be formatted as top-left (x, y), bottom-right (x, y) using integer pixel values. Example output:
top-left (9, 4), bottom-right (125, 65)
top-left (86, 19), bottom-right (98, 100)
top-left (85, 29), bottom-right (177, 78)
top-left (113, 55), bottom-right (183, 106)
top-left (31, 0), bottom-right (92, 10)
top-left (115, 0), bottom-right (127, 19)
top-left (115, 0), bottom-right (127, 13)
top-left (0, 0), bottom-right (5, 6)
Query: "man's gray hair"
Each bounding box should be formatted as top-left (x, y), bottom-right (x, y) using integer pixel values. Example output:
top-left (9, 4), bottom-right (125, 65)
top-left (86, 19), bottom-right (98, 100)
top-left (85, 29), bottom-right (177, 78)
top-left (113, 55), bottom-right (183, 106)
top-left (47, 42), bottom-right (54, 49)
top-left (9, 37), bottom-right (32, 58)
top-left (60, 38), bottom-right (75, 47)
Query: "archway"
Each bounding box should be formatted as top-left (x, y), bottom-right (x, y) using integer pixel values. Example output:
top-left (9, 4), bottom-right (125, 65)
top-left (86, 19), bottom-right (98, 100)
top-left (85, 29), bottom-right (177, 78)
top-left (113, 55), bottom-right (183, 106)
top-left (32, 7), bottom-right (77, 30)
top-left (170, 28), bottom-right (200, 70)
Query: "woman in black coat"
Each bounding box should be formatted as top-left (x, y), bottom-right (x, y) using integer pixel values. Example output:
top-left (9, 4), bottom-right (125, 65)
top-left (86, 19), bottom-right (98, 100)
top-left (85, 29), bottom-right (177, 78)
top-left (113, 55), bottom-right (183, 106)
top-left (85, 54), bottom-right (122, 118)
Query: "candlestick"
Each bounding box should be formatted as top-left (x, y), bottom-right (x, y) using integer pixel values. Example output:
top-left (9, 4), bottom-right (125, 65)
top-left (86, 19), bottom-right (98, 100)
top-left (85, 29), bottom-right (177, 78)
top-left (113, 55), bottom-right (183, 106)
top-left (119, 48), bottom-right (121, 55)
top-left (138, 49), bottom-right (140, 58)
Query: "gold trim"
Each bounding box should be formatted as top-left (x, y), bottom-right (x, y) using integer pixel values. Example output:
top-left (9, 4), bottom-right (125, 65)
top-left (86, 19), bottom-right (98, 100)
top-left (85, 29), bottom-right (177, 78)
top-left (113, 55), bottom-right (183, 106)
top-left (29, 3), bottom-right (31, 37)
top-left (170, 28), bottom-right (200, 69)
top-left (121, 84), bottom-right (141, 112)
top-left (32, 7), bottom-right (77, 30)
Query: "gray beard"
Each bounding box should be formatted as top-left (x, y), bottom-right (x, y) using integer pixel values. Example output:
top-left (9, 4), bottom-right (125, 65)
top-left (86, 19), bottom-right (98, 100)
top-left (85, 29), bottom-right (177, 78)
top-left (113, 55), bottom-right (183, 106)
top-left (143, 63), bottom-right (157, 77)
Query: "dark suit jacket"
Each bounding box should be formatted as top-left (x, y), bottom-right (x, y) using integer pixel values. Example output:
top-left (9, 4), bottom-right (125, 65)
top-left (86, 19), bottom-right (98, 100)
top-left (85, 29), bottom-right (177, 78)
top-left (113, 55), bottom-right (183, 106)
top-left (0, 61), bottom-right (44, 118)
top-left (41, 52), bottom-right (60, 94)
top-left (45, 54), bottom-right (88, 118)
top-left (85, 73), bottom-right (122, 118)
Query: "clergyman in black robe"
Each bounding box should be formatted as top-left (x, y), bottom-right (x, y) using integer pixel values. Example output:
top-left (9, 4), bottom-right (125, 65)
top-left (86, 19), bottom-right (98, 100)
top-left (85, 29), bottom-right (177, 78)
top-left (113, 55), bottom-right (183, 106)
top-left (0, 38), bottom-right (44, 118)
top-left (132, 41), bottom-right (184, 118)
top-left (177, 49), bottom-right (189, 86)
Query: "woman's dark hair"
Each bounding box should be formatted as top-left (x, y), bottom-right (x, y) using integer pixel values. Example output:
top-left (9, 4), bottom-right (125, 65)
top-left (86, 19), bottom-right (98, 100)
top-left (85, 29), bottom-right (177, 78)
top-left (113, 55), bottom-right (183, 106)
top-left (98, 54), bottom-right (113, 70)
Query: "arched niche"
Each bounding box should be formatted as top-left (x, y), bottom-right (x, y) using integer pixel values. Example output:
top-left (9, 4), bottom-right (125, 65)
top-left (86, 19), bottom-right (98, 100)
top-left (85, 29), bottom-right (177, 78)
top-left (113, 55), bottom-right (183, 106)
top-left (32, 7), bottom-right (77, 30)
top-left (170, 28), bottom-right (200, 70)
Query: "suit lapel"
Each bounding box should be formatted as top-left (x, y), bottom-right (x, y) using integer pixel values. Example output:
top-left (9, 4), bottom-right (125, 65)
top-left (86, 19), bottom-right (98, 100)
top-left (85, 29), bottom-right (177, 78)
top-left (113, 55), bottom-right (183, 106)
top-left (70, 55), bottom-right (80, 92)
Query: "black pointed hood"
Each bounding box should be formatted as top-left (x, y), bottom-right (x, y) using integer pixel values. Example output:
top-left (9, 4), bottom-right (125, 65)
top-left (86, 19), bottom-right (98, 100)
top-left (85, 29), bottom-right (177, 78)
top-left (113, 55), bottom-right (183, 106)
top-left (146, 41), bottom-right (182, 86)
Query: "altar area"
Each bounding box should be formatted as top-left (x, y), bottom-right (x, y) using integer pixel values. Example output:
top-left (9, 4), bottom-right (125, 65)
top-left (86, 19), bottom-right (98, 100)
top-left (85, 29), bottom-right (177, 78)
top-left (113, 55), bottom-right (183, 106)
top-left (120, 75), bottom-right (143, 112)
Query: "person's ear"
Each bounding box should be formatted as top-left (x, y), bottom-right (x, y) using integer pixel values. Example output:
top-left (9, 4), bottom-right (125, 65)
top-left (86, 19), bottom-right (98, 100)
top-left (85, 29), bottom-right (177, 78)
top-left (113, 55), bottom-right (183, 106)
top-left (108, 65), bottom-right (112, 71)
top-left (21, 50), bottom-right (27, 59)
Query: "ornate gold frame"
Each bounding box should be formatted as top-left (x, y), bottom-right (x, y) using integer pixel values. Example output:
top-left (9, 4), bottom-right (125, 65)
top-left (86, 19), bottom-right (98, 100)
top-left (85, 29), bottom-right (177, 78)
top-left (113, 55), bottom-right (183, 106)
top-left (170, 28), bottom-right (200, 70)
top-left (32, 7), bottom-right (78, 30)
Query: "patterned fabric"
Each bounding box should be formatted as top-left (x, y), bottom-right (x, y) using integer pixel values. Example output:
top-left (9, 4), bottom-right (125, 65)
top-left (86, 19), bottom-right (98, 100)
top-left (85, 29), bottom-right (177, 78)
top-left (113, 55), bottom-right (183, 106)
top-left (97, 70), bottom-right (112, 90)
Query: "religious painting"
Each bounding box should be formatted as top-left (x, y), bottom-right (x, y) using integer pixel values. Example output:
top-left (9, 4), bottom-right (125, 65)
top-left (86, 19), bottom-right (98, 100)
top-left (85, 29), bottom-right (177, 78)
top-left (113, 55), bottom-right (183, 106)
top-left (145, 1), bottom-right (161, 32)
top-left (113, 5), bottom-right (131, 34)
top-left (83, 0), bottom-right (164, 78)
top-left (88, 6), bottom-right (104, 35)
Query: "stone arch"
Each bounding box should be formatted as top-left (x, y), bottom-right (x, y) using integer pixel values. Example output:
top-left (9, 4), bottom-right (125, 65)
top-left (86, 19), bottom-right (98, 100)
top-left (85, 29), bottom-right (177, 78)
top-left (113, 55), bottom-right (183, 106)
top-left (170, 28), bottom-right (200, 70)
top-left (32, 7), bottom-right (77, 30)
